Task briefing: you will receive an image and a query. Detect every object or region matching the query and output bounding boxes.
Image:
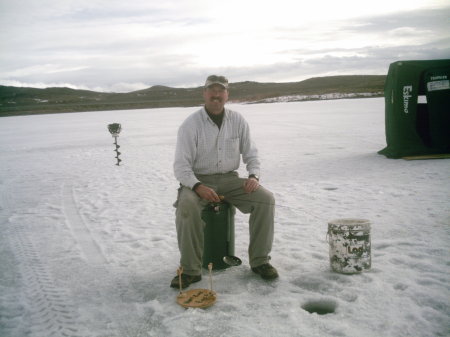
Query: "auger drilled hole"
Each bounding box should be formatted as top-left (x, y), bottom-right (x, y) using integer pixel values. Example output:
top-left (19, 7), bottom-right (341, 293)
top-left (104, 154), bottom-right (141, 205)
top-left (302, 299), bottom-right (337, 315)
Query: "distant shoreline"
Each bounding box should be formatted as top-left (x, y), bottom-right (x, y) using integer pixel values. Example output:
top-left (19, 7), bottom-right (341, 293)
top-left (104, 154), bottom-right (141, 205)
top-left (0, 75), bottom-right (386, 117)
top-left (0, 94), bottom-right (385, 118)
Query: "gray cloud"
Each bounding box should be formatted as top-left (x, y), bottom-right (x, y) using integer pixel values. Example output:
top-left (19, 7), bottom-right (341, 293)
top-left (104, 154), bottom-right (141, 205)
top-left (341, 7), bottom-right (450, 33)
top-left (1, 2), bottom-right (449, 91)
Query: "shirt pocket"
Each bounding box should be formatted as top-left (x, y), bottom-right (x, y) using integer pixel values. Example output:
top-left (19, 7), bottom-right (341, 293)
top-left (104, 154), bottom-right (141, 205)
top-left (224, 137), bottom-right (240, 157)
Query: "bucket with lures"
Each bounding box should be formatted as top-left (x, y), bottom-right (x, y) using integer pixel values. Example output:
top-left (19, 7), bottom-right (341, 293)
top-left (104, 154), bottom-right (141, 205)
top-left (327, 218), bottom-right (371, 274)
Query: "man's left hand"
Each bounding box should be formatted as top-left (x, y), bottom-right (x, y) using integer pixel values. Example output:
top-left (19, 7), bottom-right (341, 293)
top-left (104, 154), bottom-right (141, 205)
top-left (244, 177), bottom-right (259, 194)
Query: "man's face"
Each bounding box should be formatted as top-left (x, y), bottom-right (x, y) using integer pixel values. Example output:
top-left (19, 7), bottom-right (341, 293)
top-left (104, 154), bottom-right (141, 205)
top-left (203, 84), bottom-right (228, 113)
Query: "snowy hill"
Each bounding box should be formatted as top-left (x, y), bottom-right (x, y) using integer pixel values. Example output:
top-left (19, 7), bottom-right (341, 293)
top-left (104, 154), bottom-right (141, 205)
top-left (0, 75), bottom-right (385, 116)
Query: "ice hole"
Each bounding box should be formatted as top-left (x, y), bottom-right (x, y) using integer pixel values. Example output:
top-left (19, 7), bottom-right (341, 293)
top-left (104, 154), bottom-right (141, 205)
top-left (301, 299), bottom-right (337, 315)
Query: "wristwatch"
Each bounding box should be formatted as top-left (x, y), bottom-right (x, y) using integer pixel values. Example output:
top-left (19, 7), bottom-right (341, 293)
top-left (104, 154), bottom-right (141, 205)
top-left (249, 174), bottom-right (259, 181)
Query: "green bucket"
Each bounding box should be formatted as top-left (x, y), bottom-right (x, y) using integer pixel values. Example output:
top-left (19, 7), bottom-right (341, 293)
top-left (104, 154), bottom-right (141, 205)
top-left (202, 202), bottom-right (235, 270)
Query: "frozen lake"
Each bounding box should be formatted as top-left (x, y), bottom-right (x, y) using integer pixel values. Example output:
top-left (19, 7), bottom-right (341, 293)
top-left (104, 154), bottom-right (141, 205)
top-left (0, 98), bottom-right (449, 337)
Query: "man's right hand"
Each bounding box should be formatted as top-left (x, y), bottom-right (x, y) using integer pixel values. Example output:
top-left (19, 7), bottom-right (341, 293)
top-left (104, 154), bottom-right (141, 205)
top-left (194, 184), bottom-right (221, 202)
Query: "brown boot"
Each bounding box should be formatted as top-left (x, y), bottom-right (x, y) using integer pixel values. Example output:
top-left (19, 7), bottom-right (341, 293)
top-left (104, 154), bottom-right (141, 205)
top-left (251, 263), bottom-right (279, 280)
top-left (170, 273), bottom-right (202, 289)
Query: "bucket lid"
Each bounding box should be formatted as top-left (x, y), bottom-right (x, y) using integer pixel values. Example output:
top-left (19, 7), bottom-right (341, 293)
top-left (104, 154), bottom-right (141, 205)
top-left (328, 218), bottom-right (370, 231)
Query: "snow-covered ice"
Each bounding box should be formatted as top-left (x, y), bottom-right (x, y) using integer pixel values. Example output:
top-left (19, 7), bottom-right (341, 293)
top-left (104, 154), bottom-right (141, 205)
top-left (247, 91), bottom-right (382, 103)
top-left (0, 98), bottom-right (449, 337)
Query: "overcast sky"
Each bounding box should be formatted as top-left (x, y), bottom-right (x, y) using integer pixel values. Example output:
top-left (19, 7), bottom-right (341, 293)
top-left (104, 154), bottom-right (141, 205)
top-left (1, 0), bottom-right (449, 92)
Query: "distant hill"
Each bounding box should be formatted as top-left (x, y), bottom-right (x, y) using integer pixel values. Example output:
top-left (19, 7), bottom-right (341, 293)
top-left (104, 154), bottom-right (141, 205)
top-left (0, 75), bottom-right (385, 116)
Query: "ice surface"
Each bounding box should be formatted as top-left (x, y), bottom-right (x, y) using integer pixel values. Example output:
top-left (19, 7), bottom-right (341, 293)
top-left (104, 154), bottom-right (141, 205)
top-left (0, 98), bottom-right (449, 337)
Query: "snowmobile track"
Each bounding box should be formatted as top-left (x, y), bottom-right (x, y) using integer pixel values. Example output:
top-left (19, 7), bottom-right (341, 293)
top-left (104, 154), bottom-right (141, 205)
top-left (9, 222), bottom-right (84, 337)
top-left (62, 183), bottom-right (107, 265)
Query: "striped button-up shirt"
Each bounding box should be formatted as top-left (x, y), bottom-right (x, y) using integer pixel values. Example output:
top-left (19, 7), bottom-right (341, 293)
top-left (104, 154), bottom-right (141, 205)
top-left (174, 107), bottom-right (260, 188)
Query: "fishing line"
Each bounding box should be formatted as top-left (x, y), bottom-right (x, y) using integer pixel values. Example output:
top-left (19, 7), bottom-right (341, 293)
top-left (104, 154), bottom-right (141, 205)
top-left (188, 184), bottom-right (326, 221)
top-left (217, 196), bottom-right (325, 222)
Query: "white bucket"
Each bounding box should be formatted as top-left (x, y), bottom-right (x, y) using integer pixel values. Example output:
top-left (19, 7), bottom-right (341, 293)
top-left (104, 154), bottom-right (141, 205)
top-left (327, 218), bottom-right (371, 274)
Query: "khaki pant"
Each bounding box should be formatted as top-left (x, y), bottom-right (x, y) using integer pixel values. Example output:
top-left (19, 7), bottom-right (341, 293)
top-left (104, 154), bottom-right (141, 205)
top-left (175, 172), bottom-right (275, 275)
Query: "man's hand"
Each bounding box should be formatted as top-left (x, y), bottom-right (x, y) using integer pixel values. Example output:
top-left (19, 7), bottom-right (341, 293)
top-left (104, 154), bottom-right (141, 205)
top-left (194, 184), bottom-right (221, 202)
top-left (244, 177), bottom-right (259, 194)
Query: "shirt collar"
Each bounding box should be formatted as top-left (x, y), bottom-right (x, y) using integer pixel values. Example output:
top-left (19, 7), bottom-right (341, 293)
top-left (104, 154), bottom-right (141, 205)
top-left (201, 106), bottom-right (229, 122)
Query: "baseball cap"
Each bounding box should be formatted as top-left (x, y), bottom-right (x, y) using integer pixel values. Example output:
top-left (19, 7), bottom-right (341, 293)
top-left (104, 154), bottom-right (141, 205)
top-left (204, 75), bottom-right (229, 89)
